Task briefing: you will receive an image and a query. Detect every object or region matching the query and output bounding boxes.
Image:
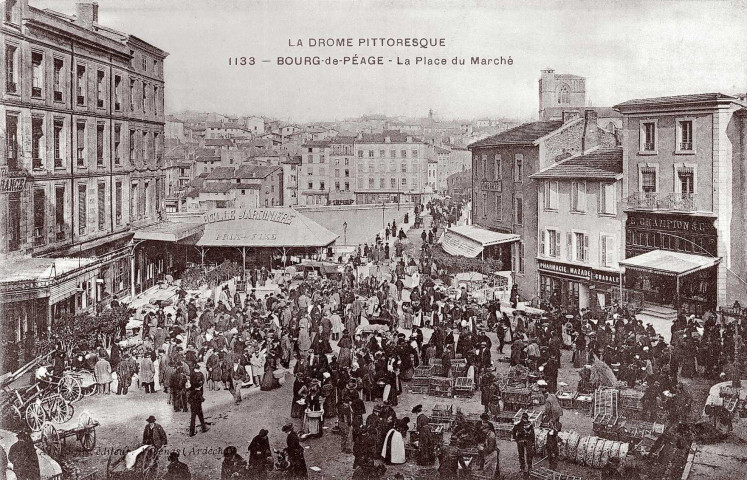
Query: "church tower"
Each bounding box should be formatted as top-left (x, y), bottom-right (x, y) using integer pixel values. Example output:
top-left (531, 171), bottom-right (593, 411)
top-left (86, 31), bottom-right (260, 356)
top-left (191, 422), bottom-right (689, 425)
top-left (538, 68), bottom-right (587, 121)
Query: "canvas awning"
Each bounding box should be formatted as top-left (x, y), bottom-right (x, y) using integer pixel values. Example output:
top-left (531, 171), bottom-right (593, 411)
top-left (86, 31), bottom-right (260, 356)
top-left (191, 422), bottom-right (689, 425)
top-left (440, 225), bottom-right (519, 258)
top-left (196, 208), bottom-right (338, 248)
top-left (619, 250), bottom-right (720, 277)
top-left (133, 222), bottom-right (204, 243)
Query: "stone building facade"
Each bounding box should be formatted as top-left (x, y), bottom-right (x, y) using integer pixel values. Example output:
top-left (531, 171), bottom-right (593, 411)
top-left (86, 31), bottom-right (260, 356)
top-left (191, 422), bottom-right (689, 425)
top-left (1, 0), bottom-right (167, 342)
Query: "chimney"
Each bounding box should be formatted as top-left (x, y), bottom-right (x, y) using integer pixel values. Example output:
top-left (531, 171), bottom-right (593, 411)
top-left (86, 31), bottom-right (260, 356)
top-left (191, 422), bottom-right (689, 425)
top-left (582, 109), bottom-right (600, 153)
top-left (76, 2), bottom-right (99, 29)
top-left (562, 111), bottom-right (580, 124)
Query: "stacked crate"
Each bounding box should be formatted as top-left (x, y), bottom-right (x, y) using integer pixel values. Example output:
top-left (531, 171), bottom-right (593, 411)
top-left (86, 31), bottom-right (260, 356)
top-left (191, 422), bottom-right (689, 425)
top-left (502, 386), bottom-right (532, 411)
top-left (429, 376), bottom-right (453, 397)
top-left (491, 411), bottom-right (516, 440)
top-left (451, 358), bottom-right (468, 379)
top-left (411, 365), bottom-right (434, 394)
top-left (431, 404), bottom-right (454, 430)
top-left (454, 377), bottom-right (475, 398)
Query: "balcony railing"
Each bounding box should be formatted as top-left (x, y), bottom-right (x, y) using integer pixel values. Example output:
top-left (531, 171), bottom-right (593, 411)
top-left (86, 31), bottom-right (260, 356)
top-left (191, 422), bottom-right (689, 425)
top-left (624, 192), bottom-right (698, 212)
top-left (643, 142), bottom-right (655, 151)
top-left (679, 142), bottom-right (693, 151)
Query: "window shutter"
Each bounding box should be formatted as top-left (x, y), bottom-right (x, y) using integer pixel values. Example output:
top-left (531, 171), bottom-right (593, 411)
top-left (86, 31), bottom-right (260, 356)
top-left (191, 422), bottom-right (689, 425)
top-left (601, 236), bottom-right (607, 266)
top-left (579, 182), bottom-right (586, 211)
top-left (540, 230), bottom-right (546, 256)
top-left (607, 236), bottom-right (616, 266)
top-left (583, 234), bottom-right (590, 262)
top-left (566, 232), bottom-right (572, 260)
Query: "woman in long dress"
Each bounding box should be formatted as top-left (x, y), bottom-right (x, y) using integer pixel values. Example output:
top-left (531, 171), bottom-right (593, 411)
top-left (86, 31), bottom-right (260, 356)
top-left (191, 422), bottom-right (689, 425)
top-left (381, 417), bottom-right (408, 464)
top-left (290, 376), bottom-right (308, 419)
top-left (414, 406), bottom-right (435, 466)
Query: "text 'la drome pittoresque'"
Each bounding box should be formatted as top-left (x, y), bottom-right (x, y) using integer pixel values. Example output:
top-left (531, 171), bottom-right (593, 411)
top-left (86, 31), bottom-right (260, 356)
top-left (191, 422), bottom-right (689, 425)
top-left (288, 38), bottom-right (447, 48)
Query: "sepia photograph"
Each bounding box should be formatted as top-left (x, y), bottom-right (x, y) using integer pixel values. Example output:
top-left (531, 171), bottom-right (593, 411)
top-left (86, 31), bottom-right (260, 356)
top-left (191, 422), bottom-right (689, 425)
top-left (1, 0), bottom-right (747, 478)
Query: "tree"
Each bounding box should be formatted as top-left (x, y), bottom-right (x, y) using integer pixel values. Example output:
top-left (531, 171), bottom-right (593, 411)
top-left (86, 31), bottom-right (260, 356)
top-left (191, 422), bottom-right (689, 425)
top-left (43, 305), bottom-right (134, 355)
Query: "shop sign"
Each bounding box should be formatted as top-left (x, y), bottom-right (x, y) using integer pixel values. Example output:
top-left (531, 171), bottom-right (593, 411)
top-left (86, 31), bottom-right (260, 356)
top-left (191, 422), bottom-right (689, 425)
top-left (0, 167), bottom-right (27, 193)
top-left (202, 208), bottom-right (296, 225)
top-left (627, 212), bottom-right (715, 235)
top-left (537, 259), bottom-right (591, 280)
top-left (591, 270), bottom-right (619, 285)
top-left (481, 180), bottom-right (502, 192)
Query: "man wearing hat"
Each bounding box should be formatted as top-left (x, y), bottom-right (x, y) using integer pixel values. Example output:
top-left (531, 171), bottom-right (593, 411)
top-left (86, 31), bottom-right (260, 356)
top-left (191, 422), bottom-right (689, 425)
top-left (187, 364), bottom-right (209, 436)
top-left (477, 412), bottom-right (500, 478)
top-left (511, 412), bottom-right (535, 477)
top-left (143, 416), bottom-right (168, 451)
top-left (164, 451), bottom-right (190, 480)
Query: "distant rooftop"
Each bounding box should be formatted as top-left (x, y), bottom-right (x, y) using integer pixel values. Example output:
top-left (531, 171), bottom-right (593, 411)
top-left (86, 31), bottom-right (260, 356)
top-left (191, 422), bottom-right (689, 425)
top-left (469, 121), bottom-right (564, 148)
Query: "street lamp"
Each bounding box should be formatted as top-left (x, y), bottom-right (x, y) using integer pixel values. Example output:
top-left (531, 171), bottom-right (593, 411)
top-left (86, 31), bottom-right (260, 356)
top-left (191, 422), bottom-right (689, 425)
top-left (343, 221), bottom-right (348, 246)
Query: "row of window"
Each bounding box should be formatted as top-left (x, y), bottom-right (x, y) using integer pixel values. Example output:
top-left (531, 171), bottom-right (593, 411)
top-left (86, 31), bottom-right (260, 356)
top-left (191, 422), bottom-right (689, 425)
top-left (476, 153), bottom-right (524, 182)
top-left (639, 119), bottom-right (694, 153)
top-left (4, 113), bottom-right (163, 171)
top-left (357, 177), bottom-right (417, 189)
top-left (4, 44), bottom-right (161, 116)
top-left (357, 149), bottom-right (420, 159)
top-left (4, 180), bottom-right (158, 252)
top-left (358, 162), bottom-right (421, 173)
top-left (540, 229), bottom-right (617, 268)
top-left (305, 181), bottom-right (351, 191)
top-left (638, 164), bottom-right (695, 195)
top-left (305, 155), bottom-right (351, 165)
top-left (543, 180), bottom-right (617, 215)
top-left (306, 168), bottom-right (350, 177)
top-left (480, 192), bottom-right (523, 225)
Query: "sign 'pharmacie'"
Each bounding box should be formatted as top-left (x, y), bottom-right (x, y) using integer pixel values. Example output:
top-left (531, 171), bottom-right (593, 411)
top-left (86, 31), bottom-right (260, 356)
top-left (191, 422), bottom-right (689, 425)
top-left (202, 208), bottom-right (297, 225)
top-left (538, 259), bottom-right (620, 285)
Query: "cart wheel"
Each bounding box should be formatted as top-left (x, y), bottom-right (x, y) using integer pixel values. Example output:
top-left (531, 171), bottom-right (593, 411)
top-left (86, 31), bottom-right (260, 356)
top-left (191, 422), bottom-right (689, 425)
top-left (48, 397), bottom-right (74, 424)
top-left (83, 385), bottom-right (97, 397)
top-left (25, 402), bottom-right (46, 432)
top-left (41, 422), bottom-right (62, 458)
top-left (140, 446), bottom-right (158, 480)
top-left (59, 374), bottom-right (83, 403)
top-left (77, 411), bottom-right (97, 451)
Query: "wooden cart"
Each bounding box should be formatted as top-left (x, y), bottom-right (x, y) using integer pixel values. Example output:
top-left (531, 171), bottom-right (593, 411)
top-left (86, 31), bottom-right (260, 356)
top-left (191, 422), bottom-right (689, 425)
top-left (37, 412), bottom-right (98, 459)
top-left (106, 445), bottom-right (159, 480)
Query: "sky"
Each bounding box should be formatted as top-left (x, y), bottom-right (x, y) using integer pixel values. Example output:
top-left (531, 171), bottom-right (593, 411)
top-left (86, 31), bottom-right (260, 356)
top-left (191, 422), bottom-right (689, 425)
top-left (30, 0), bottom-right (747, 122)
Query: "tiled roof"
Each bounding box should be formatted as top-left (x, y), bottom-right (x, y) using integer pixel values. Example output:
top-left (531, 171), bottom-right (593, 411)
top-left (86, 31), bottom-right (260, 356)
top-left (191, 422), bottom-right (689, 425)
top-left (330, 135), bottom-right (356, 144)
top-left (201, 182), bottom-right (233, 193)
top-left (188, 176), bottom-right (206, 188)
top-left (204, 139), bottom-right (234, 147)
top-left (231, 183), bottom-right (261, 190)
top-left (283, 156), bottom-right (302, 165)
top-left (469, 121), bottom-right (563, 148)
top-left (614, 93), bottom-right (739, 109)
top-left (357, 130), bottom-right (424, 143)
top-left (530, 147), bottom-right (623, 180)
top-left (235, 164), bottom-right (281, 179)
top-left (196, 155), bottom-right (220, 162)
top-left (302, 141), bottom-right (330, 148)
top-left (206, 166), bottom-right (236, 180)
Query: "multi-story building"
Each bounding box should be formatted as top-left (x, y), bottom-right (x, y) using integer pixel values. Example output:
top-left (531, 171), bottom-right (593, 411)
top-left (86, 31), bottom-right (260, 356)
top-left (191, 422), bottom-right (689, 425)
top-left (469, 111), bottom-right (617, 301)
top-left (1, 0), bottom-right (167, 340)
top-left (328, 136), bottom-right (355, 205)
top-left (235, 164), bottom-right (283, 208)
top-left (243, 116), bottom-right (264, 135)
top-left (281, 155), bottom-right (301, 206)
top-left (615, 93), bottom-right (747, 317)
top-left (299, 140), bottom-right (330, 205)
top-left (446, 169), bottom-right (472, 203)
top-left (530, 147), bottom-right (624, 313)
top-left (427, 159), bottom-right (438, 191)
top-left (354, 131), bottom-right (432, 204)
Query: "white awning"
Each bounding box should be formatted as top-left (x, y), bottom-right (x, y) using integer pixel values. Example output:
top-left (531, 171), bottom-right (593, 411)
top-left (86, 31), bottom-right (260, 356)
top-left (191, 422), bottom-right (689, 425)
top-left (440, 225), bottom-right (519, 258)
top-left (619, 250), bottom-right (720, 277)
top-left (133, 222), bottom-right (204, 242)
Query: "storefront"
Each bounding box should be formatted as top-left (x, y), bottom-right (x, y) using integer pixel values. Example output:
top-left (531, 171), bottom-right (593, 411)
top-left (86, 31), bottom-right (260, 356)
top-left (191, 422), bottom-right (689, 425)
top-left (537, 258), bottom-right (620, 313)
top-left (620, 249), bottom-right (719, 317)
top-left (624, 212), bottom-right (719, 316)
top-left (440, 224), bottom-right (519, 269)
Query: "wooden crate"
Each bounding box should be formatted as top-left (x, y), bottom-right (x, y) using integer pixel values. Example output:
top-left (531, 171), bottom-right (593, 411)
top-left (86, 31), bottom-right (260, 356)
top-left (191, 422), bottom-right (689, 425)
top-left (514, 408), bottom-right (542, 429)
top-left (454, 377), bottom-right (475, 397)
top-left (429, 376), bottom-right (453, 397)
top-left (557, 391), bottom-right (577, 409)
top-left (431, 358), bottom-right (444, 376)
top-left (620, 389), bottom-right (644, 411)
top-left (415, 365), bottom-right (435, 378)
top-left (502, 386), bottom-right (532, 411)
top-left (574, 395), bottom-right (593, 414)
top-left (410, 384), bottom-right (429, 394)
top-left (431, 404), bottom-right (454, 429)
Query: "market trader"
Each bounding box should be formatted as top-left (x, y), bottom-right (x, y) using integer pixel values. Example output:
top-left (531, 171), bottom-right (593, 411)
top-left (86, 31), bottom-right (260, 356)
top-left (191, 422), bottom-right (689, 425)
top-left (511, 412), bottom-right (536, 477)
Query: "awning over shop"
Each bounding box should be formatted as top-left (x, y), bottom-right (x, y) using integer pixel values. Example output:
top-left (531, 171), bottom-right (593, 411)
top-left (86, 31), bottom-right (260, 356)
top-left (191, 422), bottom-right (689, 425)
top-left (133, 222), bottom-right (204, 243)
top-left (619, 250), bottom-right (720, 277)
top-left (196, 208), bottom-right (338, 248)
top-left (440, 225), bottom-right (519, 258)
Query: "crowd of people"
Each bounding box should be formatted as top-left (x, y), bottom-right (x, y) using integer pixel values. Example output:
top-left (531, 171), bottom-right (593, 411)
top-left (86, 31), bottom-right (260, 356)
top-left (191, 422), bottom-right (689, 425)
top-left (10, 196), bottom-right (743, 479)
